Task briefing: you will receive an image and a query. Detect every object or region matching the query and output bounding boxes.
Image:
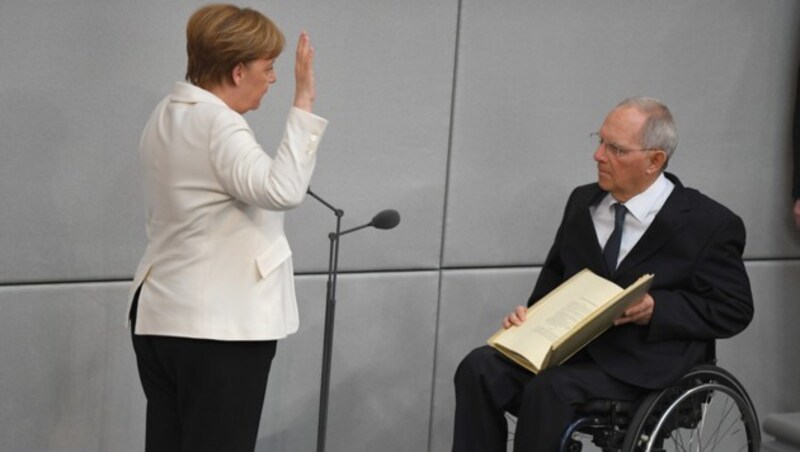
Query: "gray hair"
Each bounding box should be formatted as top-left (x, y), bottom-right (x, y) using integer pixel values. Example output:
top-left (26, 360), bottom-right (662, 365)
top-left (616, 96), bottom-right (679, 160)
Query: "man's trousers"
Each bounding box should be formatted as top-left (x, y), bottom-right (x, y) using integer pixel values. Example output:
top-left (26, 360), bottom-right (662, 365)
top-left (452, 346), bottom-right (644, 452)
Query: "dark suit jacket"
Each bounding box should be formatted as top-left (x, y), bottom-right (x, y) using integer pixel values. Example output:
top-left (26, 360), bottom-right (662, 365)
top-left (528, 172), bottom-right (754, 389)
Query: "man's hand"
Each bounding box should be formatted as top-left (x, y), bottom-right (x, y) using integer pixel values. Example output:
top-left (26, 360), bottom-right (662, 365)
top-left (293, 31), bottom-right (316, 112)
top-left (793, 200), bottom-right (800, 229)
top-left (614, 293), bottom-right (654, 326)
top-left (502, 305), bottom-right (528, 329)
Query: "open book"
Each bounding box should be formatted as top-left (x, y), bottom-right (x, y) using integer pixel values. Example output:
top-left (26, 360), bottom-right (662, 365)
top-left (487, 269), bottom-right (653, 374)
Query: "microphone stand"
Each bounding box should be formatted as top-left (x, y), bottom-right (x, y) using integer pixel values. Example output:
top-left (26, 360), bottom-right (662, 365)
top-left (305, 188), bottom-right (342, 452)
top-left (306, 188), bottom-right (400, 452)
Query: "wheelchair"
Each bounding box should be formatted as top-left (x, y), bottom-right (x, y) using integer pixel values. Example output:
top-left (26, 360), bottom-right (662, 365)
top-left (558, 363), bottom-right (761, 452)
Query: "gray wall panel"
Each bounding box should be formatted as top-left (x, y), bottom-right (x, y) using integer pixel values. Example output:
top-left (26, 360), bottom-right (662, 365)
top-left (430, 268), bottom-right (539, 452)
top-left (259, 272), bottom-right (439, 452)
top-left (0, 0), bottom-right (456, 283)
top-left (276, 0), bottom-right (457, 274)
top-left (718, 261), bottom-right (800, 425)
top-left (0, 282), bottom-right (145, 451)
top-left (0, 273), bottom-right (439, 452)
top-left (444, 0), bottom-right (800, 267)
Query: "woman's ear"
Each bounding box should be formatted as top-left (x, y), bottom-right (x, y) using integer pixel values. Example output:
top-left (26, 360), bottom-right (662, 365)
top-left (231, 62), bottom-right (245, 86)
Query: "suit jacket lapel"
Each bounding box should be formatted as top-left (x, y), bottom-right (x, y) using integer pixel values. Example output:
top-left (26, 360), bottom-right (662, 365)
top-left (615, 173), bottom-right (690, 275)
top-left (569, 186), bottom-right (609, 275)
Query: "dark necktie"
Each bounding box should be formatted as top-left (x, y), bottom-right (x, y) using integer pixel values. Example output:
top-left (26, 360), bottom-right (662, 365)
top-left (604, 203), bottom-right (627, 272)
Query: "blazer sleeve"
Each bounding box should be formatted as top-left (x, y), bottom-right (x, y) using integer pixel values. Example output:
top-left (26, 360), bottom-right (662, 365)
top-left (209, 107), bottom-right (328, 210)
top-left (647, 213), bottom-right (754, 341)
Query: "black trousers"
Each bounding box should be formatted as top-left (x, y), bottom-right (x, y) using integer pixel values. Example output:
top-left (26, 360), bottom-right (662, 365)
top-left (452, 346), bottom-right (645, 452)
top-left (130, 288), bottom-right (277, 452)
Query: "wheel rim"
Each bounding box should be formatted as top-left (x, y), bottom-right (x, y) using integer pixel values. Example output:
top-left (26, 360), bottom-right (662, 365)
top-left (643, 382), bottom-right (758, 452)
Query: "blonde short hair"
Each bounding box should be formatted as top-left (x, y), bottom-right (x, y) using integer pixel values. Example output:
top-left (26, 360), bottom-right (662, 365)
top-left (185, 4), bottom-right (285, 89)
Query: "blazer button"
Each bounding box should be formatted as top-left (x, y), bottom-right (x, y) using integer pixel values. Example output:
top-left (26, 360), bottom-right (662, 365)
top-left (307, 134), bottom-right (319, 155)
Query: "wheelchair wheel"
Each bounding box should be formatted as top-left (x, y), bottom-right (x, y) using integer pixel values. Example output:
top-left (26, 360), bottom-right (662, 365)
top-left (621, 365), bottom-right (760, 452)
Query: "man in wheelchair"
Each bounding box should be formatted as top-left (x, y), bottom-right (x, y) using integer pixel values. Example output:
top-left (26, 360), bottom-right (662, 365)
top-left (452, 97), bottom-right (755, 451)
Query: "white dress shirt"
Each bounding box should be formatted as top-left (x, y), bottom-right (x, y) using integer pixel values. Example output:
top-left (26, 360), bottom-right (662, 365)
top-left (591, 173), bottom-right (674, 268)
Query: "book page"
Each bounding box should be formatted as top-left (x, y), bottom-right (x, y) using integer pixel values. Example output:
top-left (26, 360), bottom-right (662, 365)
top-left (488, 269), bottom-right (623, 372)
top-left (548, 274), bottom-right (652, 366)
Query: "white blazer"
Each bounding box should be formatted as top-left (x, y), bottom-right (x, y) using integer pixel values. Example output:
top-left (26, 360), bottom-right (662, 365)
top-left (127, 81), bottom-right (328, 341)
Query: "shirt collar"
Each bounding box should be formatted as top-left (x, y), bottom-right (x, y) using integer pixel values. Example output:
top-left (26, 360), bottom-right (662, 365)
top-left (168, 81), bottom-right (228, 107)
top-left (600, 173), bottom-right (673, 223)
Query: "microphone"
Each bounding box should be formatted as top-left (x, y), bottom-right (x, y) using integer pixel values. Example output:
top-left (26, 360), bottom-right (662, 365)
top-left (370, 209), bottom-right (400, 230)
top-left (337, 209), bottom-right (401, 237)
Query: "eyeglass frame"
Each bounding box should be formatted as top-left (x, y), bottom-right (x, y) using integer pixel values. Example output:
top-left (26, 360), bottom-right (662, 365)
top-left (590, 132), bottom-right (659, 158)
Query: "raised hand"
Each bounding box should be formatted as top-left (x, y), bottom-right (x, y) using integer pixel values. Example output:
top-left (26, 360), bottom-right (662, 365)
top-left (293, 31), bottom-right (316, 112)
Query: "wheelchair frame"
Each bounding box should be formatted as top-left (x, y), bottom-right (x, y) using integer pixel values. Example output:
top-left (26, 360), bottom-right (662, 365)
top-left (559, 364), bottom-right (761, 452)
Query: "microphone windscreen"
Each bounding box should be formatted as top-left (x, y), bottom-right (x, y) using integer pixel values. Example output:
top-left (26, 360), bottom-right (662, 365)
top-left (371, 209), bottom-right (400, 230)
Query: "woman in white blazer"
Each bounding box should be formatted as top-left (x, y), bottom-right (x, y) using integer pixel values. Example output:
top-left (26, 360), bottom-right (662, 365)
top-left (127, 5), bottom-right (328, 451)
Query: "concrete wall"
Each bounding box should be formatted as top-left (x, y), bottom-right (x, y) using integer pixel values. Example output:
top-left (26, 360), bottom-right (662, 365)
top-left (1, 0), bottom-right (798, 450)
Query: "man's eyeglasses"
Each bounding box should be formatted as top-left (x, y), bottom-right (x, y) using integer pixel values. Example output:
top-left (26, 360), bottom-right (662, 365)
top-left (590, 132), bottom-right (656, 158)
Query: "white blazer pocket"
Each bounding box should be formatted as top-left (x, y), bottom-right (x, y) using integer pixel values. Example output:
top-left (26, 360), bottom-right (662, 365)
top-left (256, 236), bottom-right (293, 279)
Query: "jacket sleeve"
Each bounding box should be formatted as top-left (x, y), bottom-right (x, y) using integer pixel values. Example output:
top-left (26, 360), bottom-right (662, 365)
top-left (209, 107), bottom-right (328, 210)
top-left (526, 190), bottom-right (575, 306)
top-left (647, 213), bottom-right (754, 341)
